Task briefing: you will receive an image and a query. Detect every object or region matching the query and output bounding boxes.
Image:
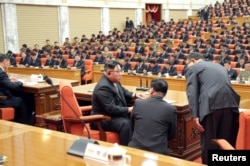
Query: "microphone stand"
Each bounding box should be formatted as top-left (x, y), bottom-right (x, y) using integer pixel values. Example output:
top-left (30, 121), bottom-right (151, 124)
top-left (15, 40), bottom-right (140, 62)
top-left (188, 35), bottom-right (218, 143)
top-left (43, 75), bottom-right (98, 157)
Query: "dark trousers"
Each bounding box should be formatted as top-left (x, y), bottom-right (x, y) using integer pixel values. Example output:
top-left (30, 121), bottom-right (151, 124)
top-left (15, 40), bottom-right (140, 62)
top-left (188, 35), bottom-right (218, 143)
top-left (200, 108), bottom-right (239, 164)
top-left (91, 117), bottom-right (132, 146)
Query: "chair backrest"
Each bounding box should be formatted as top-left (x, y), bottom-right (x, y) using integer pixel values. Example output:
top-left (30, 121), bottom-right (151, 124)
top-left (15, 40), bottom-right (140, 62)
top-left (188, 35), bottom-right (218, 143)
top-left (174, 64), bottom-right (185, 74)
top-left (60, 81), bottom-right (81, 119)
top-left (84, 59), bottom-right (93, 71)
top-left (67, 59), bottom-right (74, 67)
top-left (236, 109), bottom-right (250, 149)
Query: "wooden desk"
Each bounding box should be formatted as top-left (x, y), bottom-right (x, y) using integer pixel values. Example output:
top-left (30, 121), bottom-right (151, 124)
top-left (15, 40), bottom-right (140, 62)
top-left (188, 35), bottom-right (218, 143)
top-left (93, 72), bottom-right (250, 108)
top-left (0, 120), bottom-right (204, 166)
top-left (73, 83), bottom-right (201, 161)
top-left (8, 73), bottom-right (79, 126)
top-left (7, 66), bottom-right (81, 83)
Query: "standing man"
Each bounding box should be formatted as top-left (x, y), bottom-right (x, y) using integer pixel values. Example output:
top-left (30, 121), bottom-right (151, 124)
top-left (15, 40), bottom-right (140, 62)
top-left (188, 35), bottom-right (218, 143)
top-left (128, 78), bottom-right (177, 155)
top-left (125, 17), bottom-right (134, 30)
top-left (0, 54), bottom-right (32, 124)
top-left (185, 52), bottom-right (240, 164)
top-left (91, 60), bottom-right (144, 145)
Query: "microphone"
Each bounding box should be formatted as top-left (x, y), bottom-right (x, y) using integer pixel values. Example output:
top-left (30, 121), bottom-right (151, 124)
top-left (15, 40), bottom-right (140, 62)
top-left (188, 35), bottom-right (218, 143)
top-left (43, 76), bottom-right (98, 157)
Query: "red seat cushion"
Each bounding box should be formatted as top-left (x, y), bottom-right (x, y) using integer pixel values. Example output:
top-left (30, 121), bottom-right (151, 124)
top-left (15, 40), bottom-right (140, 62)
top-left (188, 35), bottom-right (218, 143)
top-left (0, 107), bottom-right (15, 120)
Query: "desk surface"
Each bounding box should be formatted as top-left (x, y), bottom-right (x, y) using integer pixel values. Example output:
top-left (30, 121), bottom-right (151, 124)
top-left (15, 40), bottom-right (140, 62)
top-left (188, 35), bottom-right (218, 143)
top-left (72, 83), bottom-right (188, 108)
top-left (0, 120), bottom-right (204, 166)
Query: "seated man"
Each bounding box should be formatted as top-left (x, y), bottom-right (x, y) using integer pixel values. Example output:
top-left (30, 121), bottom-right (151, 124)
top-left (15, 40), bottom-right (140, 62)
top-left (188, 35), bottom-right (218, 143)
top-left (91, 60), bottom-right (144, 145)
top-left (55, 55), bottom-right (68, 68)
top-left (129, 78), bottom-right (177, 155)
top-left (71, 54), bottom-right (85, 77)
top-left (161, 61), bottom-right (177, 76)
top-left (120, 59), bottom-right (131, 72)
top-left (224, 61), bottom-right (238, 80)
top-left (147, 59), bottom-right (160, 75)
top-left (94, 51), bottom-right (105, 64)
top-left (0, 54), bottom-right (32, 124)
top-left (134, 58), bottom-right (147, 74)
top-left (29, 52), bottom-right (41, 67)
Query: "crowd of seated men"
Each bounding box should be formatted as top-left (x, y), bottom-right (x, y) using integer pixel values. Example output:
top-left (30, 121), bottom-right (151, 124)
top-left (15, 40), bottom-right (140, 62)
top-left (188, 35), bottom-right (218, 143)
top-left (197, 0), bottom-right (250, 19)
top-left (5, 0), bottom-right (250, 80)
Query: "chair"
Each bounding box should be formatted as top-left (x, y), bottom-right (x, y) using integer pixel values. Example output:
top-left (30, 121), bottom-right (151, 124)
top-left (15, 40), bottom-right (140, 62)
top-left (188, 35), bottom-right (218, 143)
top-left (0, 107), bottom-right (15, 121)
top-left (82, 59), bottom-right (93, 84)
top-left (66, 59), bottom-right (74, 67)
top-left (40, 58), bottom-right (47, 66)
top-left (174, 64), bottom-right (185, 75)
top-left (213, 109), bottom-right (250, 150)
top-left (59, 81), bottom-right (119, 143)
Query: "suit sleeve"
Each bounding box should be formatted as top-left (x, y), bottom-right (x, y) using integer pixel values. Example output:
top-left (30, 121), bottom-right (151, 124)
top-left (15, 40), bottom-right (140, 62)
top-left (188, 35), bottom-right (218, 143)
top-left (0, 71), bottom-right (23, 89)
top-left (185, 68), bottom-right (199, 118)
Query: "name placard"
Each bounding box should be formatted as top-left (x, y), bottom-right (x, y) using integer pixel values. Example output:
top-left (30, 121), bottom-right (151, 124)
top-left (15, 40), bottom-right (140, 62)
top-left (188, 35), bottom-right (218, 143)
top-left (84, 143), bottom-right (109, 163)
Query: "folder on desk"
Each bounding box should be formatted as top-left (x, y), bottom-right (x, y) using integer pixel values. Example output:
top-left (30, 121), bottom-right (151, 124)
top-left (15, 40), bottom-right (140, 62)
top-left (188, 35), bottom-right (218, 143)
top-left (67, 137), bottom-right (99, 157)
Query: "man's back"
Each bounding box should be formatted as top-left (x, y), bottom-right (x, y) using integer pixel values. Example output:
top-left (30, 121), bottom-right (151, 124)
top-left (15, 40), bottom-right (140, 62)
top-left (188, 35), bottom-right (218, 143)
top-left (129, 96), bottom-right (176, 155)
top-left (186, 61), bottom-right (240, 121)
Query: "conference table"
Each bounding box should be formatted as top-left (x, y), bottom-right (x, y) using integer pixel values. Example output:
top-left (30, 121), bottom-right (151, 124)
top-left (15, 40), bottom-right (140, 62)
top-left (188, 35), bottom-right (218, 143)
top-left (7, 66), bottom-right (81, 83)
top-left (0, 120), bottom-right (204, 166)
top-left (72, 83), bottom-right (201, 161)
top-left (93, 71), bottom-right (250, 108)
top-left (6, 73), bottom-right (79, 127)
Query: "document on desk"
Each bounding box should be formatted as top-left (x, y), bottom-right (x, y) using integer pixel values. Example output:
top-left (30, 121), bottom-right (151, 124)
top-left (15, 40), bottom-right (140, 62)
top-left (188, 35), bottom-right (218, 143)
top-left (163, 99), bottom-right (176, 104)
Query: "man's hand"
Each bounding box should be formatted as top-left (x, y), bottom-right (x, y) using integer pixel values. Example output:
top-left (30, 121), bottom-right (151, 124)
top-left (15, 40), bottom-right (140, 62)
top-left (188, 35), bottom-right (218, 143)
top-left (135, 93), bottom-right (145, 99)
top-left (9, 77), bottom-right (18, 82)
top-left (128, 106), bottom-right (133, 113)
top-left (193, 117), bottom-right (205, 132)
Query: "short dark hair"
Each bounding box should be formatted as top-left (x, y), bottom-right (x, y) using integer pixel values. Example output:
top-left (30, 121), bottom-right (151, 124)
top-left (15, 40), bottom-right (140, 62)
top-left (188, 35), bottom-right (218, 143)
top-left (0, 54), bottom-right (10, 62)
top-left (187, 52), bottom-right (204, 60)
top-left (150, 78), bottom-right (168, 96)
top-left (104, 60), bottom-right (120, 71)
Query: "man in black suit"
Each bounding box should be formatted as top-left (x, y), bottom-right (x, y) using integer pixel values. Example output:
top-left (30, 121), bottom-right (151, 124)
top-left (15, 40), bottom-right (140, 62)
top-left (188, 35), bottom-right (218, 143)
top-left (55, 55), bottom-right (68, 68)
top-left (120, 59), bottom-right (131, 72)
top-left (135, 58), bottom-right (147, 74)
top-left (185, 52), bottom-right (240, 164)
top-left (71, 54), bottom-right (85, 76)
top-left (91, 60), bottom-right (144, 145)
top-left (146, 59), bottom-right (160, 75)
top-left (44, 54), bottom-right (56, 68)
top-left (161, 62), bottom-right (177, 76)
top-left (224, 61), bottom-right (238, 80)
top-left (0, 54), bottom-right (32, 124)
top-left (29, 52), bottom-right (41, 67)
top-left (129, 78), bottom-right (176, 155)
top-left (19, 52), bottom-right (30, 66)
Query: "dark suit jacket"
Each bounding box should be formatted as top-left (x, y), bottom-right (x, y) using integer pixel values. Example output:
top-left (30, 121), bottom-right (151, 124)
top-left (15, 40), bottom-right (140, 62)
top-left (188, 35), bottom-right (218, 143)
top-left (55, 59), bottom-right (68, 68)
top-left (20, 57), bottom-right (30, 66)
top-left (135, 46), bottom-right (145, 54)
top-left (185, 61), bottom-right (240, 122)
top-left (128, 96), bottom-right (177, 155)
top-left (94, 55), bottom-right (105, 64)
top-left (91, 75), bottom-right (133, 117)
top-left (73, 60), bottom-right (85, 76)
top-left (121, 62), bottom-right (131, 72)
top-left (29, 58), bottom-right (41, 67)
top-left (227, 68), bottom-right (238, 80)
top-left (147, 65), bottom-right (160, 75)
top-left (135, 62), bottom-right (147, 74)
top-left (45, 58), bottom-right (56, 67)
top-left (161, 66), bottom-right (177, 76)
top-left (0, 68), bottom-right (23, 107)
